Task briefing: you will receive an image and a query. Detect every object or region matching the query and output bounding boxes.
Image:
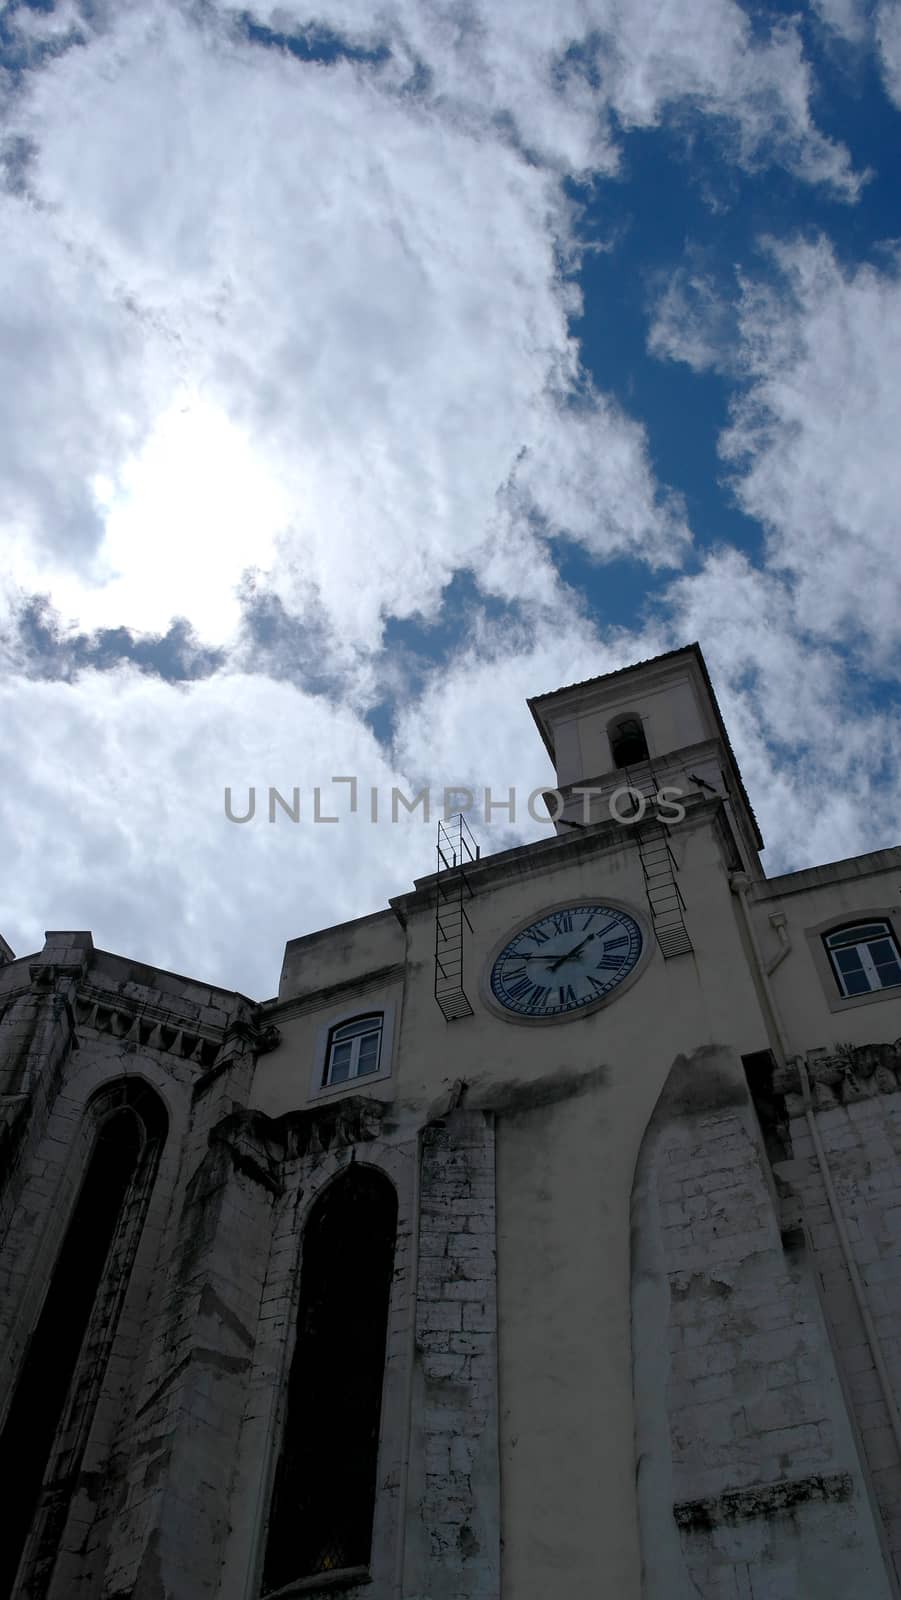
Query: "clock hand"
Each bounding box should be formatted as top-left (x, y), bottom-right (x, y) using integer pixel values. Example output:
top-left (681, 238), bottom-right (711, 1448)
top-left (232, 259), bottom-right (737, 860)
top-left (547, 919), bottom-right (619, 972)
top-left (506, 955), bottom-right (571, 967)
top-left (549, 936), bottom-right (592, 972)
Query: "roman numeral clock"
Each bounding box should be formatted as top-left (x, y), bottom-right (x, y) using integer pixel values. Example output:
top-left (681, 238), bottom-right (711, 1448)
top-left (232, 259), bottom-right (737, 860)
top-left (485, 901), bottom-right (648, 1023)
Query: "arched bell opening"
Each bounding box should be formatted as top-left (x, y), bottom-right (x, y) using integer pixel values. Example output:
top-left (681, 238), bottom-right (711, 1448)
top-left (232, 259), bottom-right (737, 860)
top-left (609, 714), bottom-right (649, 769)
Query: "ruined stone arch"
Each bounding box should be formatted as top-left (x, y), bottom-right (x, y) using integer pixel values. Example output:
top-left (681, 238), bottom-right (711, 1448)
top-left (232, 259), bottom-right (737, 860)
top-left (261, 1159), bottom-right (399, 1595)
top-left (0, 1076), bottom-right (168, 1600)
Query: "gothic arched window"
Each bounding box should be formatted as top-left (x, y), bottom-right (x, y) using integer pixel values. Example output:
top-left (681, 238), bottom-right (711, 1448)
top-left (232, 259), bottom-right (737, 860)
top-left (262, 1164), bottom-right (398, 1594)
top-left (0, 1079), bottom-right (167, 1600)
top-left (609, 714), bottom-right (649, 769)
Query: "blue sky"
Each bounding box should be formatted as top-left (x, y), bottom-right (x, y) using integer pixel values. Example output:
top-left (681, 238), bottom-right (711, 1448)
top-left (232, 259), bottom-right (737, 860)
top-left (1, 0), bottom-right (900, 994)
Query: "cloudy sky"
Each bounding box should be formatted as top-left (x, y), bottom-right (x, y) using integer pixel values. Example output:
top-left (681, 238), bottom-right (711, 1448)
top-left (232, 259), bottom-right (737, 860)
top-left (2, 0), bottom-right (900, 997)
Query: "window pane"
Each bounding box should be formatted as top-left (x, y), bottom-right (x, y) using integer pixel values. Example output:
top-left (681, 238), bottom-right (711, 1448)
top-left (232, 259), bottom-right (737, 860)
top-left (827, 924), bottom-right (891, 949)
top-left (840, 968), bottom-right (872, 996)
top-left (329, 1041), bottom-right (352, 1083)
top-left (874, 959), bottom-right (901, 989)
top-left (835, 948), bottom-right (865, 975)
top-left (356, 1035), bottom-right (380, 1076)
top-left (333, 1016), bottom-right (382, 1042)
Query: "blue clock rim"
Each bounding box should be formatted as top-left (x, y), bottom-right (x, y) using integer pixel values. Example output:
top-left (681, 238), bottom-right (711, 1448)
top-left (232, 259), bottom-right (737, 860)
top-left (482, 897), bottom-right (653, 1026)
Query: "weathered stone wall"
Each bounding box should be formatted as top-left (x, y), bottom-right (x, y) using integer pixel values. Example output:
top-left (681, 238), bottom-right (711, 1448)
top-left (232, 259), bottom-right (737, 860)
top-left (404, 1109), bottom-right (500, 1600)
top-left (102, 1112), bottom-right (279, 1599)
top-left (774, 1045), bottom-right (901, 1589)
top-left (218, 1097), bottom-right (417, 1600)
top-left (0, 933), bottom-right (89, 1252)
top-left (2, 943), bottom-right (499, 1600)
top-left (0, 934), bottom-right (258, 1600)
top-left (632, 1047), bottom-right (892, 1600)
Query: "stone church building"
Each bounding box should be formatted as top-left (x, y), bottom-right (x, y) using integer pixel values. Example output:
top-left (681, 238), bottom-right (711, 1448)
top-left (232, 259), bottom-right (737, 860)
top-left (3, 643), bottom-right (901, 1600)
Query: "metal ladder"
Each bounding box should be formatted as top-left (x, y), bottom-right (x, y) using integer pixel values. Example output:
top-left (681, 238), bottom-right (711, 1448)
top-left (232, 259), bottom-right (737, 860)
top-left (623, 765), bottom-right (693, 959)
top-left (434, 814), bottom-right (478, 1020)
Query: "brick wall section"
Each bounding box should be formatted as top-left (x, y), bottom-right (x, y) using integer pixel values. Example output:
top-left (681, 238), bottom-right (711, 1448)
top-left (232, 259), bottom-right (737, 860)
top-left (775, 1055), bottom-right (901, 1589)
top-left (632, 1048), bottom-right (892, 1600)
top-left (406, 1109), bottom-right (501, 1600)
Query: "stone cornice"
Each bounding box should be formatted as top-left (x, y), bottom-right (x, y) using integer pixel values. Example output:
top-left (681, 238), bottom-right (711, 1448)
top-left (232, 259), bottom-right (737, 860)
top-left (72, 984), bottom-right (280, 1075)
top-left (265, 964), bottom-right (405, 1022)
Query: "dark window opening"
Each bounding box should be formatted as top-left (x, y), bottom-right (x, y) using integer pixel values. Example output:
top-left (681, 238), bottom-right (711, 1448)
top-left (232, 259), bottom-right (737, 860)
top-left (0, 1081), bottom-right (166, 1600)
top-left (743, 1050), bottom-right (790, 1166)
top-left (262, 1165), bottom-right (398, 1594)
top-left (609, 715), bottom-right (649, 769)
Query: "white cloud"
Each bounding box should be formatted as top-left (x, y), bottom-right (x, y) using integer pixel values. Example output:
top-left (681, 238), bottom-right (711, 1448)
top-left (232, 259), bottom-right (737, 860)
top-left (0, 0), bottom-right (892, 992)
top-left (0, 667), bottom-right (421, 994)
top-left (720, 236), bottom-right (901, 668)
top-left (811, 0), bottom-right (869, 44)
top-left (4, 565), bottom-right (899, 992)
top-left (660, 550), bottom-right (901, 871)
top-left (1, 0), bottom-right (695, 666)
top-left (813, 0), bottom-right (901, 107)
top-left (877, 0), bottom-right (901, 104)
top-left (234, 0), bottom-right (862, 192)
top-left (647, 267), bottom-right (735, 374)
top-left (0, 0), bottom-right (863, 666)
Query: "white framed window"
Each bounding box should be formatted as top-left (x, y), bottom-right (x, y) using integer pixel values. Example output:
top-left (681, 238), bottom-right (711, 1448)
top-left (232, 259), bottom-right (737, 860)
top-left (311, 997), bottom-right (397, 1100)
top-left (323, 1013), bottom-right (384, 1088)
top-left (824, 923), bottom-right (901, 998)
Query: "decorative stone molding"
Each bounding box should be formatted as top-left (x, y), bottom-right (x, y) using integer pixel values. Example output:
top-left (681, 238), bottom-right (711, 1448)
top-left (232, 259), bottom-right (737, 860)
top-left (70, 989), bottom-right (280, 1087)
top-left (28, 961), bottom-right (86, 986)
top-left (74, 987), bottom-right (224, 1064)
top-left (674, 1472), bottom-right (854, 1532)
top-left (282, 1095), bottom-right (385, 1159)
top-left (207, 1097), bottom-right (386, 1197)
top-left (209, 1111), bottom-right (286, 1196)
top-left (774, 1040), bottom-right (901, 1112)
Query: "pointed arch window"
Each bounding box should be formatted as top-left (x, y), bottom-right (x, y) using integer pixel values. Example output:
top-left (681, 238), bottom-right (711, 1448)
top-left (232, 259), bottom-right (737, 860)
top-left (609, 714), bottom-right (649, 769)
top-left (0, 1079), bottom-right (167, 1600)
top-left (262, 1164), bottom-right (398, 1595)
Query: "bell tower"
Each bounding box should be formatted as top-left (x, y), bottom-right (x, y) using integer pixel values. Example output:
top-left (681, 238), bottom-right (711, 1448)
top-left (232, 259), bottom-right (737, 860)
top-left (527, 642), bottom-right (763, 875)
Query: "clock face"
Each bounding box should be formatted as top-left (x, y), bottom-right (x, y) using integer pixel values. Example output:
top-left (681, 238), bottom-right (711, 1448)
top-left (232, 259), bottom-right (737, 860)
top-left (489, 903), bottom-right (644, 1021)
